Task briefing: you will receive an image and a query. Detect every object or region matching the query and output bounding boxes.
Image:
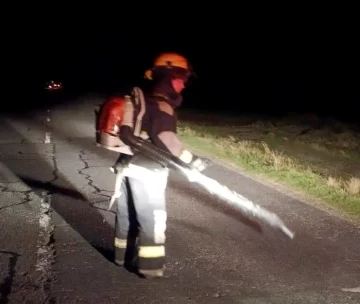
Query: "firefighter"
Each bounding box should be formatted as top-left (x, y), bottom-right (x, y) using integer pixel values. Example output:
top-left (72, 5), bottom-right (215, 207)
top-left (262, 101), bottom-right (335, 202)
top-left (113, 52), bottom-right (209, 279)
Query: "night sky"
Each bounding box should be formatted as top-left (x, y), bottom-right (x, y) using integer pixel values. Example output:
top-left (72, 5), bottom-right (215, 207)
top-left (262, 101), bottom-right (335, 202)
top-left (7, 16), bottom-right (357, 122)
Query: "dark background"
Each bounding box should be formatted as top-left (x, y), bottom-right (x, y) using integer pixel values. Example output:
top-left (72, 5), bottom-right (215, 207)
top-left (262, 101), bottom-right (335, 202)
top-left (4, 14), bottom-right (358, 123)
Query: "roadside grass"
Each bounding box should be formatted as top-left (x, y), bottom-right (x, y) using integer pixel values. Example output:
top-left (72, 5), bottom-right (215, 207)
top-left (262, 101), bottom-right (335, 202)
top-left (177, 112), bottom-right (360, 221)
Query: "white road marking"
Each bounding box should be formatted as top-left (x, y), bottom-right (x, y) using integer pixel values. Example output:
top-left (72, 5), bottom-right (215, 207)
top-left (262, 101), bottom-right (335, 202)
top-left (35, 193), bottom-right (53, 272)
top-left (35, 110), bottom-right (54, 290)
top-left (44, 132), bottom-right (51, 143)
top-left (44, 110), bottom-right (51, 144)
top-left (341, 286), bottom-right (360, 293)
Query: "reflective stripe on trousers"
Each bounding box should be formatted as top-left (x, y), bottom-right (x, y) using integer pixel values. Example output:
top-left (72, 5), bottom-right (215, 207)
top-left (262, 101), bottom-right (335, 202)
top-left (114, 237), bottom-right (127, 249)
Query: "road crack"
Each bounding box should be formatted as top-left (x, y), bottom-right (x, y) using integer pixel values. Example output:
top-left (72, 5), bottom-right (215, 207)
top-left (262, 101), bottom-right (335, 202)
top-left (0, 185), bottom-right (32, 213)
top-left (78, 149), bottom-right (112, 210)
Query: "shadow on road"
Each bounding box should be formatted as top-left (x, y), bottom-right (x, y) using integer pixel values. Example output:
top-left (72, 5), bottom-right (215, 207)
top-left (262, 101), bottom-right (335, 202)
top-left (168, 176), bottom-right (264, 234)
top-left (18, 177), bottom-right (87, 202)
top-left (0, 251), bottom-right (20, 304)
top-left (0, 118), bottom-right (116, 265)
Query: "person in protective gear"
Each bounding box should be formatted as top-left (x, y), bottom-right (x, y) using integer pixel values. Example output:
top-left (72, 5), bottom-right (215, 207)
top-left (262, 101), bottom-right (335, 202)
top-left (112, 52), bottom-right (210, 279)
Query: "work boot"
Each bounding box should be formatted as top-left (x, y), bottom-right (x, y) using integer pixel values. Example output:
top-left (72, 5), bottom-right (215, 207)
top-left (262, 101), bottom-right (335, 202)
top-left (114, 237), bottom-right (127, 266)
top-left (138, 266), bottom-right (168, 279)
top-left (114, 248), bottom-right (126, 266)
top-left (114, 259), bottom-right (124, 266)
top-left (114, 235), bottom-right (139, 267)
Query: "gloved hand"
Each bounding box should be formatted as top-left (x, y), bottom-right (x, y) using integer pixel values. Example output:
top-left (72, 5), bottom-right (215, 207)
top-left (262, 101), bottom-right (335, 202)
top-left (189, 156), bottom-right (212, 172)
top-left (179, 149), bottom-right (212, 172)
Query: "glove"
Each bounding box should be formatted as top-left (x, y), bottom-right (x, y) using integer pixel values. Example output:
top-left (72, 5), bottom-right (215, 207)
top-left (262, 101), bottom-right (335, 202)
top-left (179, 149), bottom-right (212, 172)
top-left (189, 156), bottom-right (212, 172)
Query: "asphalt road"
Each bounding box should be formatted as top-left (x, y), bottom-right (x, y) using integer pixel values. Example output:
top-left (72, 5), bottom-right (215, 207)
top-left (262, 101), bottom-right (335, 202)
top-left (1, 93), bottom-right (359, 304)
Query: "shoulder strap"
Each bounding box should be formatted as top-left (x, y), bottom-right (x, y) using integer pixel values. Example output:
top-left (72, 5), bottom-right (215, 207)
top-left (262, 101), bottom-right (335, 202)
top-left (131, 87), bottom-right (146, 137)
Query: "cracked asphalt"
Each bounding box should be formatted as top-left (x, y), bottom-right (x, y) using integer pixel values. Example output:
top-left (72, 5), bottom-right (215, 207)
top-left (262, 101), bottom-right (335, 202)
top-left (1, 93), bottom-right (360, 304)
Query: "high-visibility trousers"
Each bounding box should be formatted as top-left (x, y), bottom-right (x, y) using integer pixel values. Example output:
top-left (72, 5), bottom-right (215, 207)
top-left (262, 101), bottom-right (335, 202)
top-left (114, 154), bottom-right (169, 271)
